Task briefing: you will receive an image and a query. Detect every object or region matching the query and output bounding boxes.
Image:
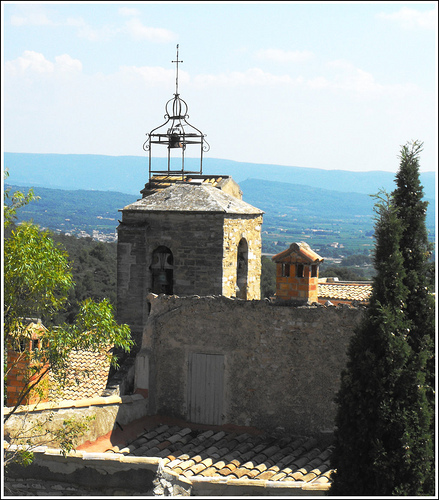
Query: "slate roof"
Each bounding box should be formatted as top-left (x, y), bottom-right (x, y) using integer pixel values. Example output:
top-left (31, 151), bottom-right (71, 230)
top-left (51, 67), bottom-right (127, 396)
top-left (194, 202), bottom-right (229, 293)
top-left (97, 422), bottom-right (334, 489)
top-left (319, 281), bottom-right (373, 303)
top-left (49, 348), bottom-right (112, 402)
top-left (121, 183), bottom-right (263, 215)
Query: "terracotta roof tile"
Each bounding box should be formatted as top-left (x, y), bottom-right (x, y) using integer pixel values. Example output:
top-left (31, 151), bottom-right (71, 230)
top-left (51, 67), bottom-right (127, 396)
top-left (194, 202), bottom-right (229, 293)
top-left (319, 282), bottom-right (372, 302)
top-left (91, 422), bottom-right (335, 490)
top-left (272, 241), bottom-right (324, 264)
top-left (49, 347), bottom-right (112, 401)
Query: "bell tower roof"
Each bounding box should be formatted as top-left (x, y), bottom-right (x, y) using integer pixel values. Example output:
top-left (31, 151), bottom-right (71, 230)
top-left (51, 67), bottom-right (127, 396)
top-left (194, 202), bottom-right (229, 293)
top-left (143, 45), bottom-right (210, 183)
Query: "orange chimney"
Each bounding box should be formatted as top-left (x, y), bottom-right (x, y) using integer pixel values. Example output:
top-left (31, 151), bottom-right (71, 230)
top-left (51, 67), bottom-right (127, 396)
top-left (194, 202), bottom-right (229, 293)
top-left (6, 321), bottom-right (50, 407)
top-left (272, 242), bottom-right (324, 304)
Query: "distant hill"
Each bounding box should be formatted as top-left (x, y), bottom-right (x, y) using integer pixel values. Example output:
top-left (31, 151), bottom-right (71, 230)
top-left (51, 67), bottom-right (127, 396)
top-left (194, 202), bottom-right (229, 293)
top-left (4, 152), bottom-right (436, 200)
top-left (5, 185), bottom-right (134, 239)
top-left (6, 177), bottom-right (434, 249)
top-left (240, 178), bottom-right (375, 219)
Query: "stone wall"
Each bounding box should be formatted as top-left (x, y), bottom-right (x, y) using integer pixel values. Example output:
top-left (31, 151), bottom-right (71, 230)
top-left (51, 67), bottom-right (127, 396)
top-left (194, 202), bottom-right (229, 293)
top-left (136, 295), bottom-right (364, 436)
top-left (4, 394), bottom-right (148, 449)
top-left (223, 214), bottom-right (263, 300)
top-left (117, 211), bottom-right (262, 348)
top-left (4, 448), bottom-right (160, 496)
top-left (117, 211), bottom-right (225, 347)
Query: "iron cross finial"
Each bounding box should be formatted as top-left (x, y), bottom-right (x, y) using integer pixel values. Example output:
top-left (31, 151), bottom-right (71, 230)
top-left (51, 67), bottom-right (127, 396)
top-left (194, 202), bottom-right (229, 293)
top-left (172, 44), bottom-right (183, 95)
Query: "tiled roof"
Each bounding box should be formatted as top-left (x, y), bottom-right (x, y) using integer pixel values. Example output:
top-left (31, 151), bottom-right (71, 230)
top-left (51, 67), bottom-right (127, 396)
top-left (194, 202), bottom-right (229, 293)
top-left (272, 242), bottom-right (324, 264)
top-left (319, 282), bottom-right (372, 303)
top-left (104, 423), bottom-right (334, 488)
top-left (49, 348), bottom-right (112, 401)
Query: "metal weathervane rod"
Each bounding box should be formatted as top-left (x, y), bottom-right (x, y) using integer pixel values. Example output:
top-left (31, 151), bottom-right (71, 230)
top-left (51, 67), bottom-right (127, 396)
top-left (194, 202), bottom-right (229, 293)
top-left (172, 44), bottom-right (183, 96)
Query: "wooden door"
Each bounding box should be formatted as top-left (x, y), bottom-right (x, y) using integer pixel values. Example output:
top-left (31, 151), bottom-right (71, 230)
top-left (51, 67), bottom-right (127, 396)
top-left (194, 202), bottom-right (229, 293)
top-left (188, 353), bottom-right (224, 425)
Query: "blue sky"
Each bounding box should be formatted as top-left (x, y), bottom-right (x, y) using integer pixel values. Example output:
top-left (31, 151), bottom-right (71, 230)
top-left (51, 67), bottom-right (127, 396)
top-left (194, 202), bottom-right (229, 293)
top-left (2, 1), bottom-right (437, 172)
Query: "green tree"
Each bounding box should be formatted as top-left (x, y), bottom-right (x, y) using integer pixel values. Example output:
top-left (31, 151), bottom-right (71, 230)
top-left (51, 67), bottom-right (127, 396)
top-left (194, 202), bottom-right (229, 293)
top-left (261, 256), bottom-right (276, 298)
top-left (320, 266), bottom-right (365, 281)
top-left (4, 170), bottom-right (40, 227)
top-left (329, 198), bottom-right (434, 492)
top-left (4, 184), bottom-right (133, 458)
top-left (392, 141), bottom-right (435, 401)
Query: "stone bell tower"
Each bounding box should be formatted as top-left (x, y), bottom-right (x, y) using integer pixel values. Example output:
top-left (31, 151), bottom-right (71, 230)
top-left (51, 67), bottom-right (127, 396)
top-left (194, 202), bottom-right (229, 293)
top-left (117, 46), bottom-right (264, 349)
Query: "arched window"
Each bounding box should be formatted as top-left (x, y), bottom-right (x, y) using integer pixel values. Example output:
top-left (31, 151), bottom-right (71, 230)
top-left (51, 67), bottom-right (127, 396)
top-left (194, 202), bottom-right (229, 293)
top-left (236, 238), bottom-right (248, 300)
top-left (150, 246), bottom-right (174, 295)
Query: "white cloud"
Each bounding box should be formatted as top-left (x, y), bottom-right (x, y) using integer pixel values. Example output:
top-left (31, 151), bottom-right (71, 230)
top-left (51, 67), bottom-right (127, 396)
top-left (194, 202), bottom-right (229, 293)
top-left (256, 48), bottom-right (314, 63)
top-left (118, 7), bottom-right (141, 17)
top-left (124, 18), bottom-right (177, 42)
top-left (10, 5), bottom-right (55, 26)
top-left (5, 51), bottom-right (82, 76)
top-left (377, 7), bottom-right (437, 30)
top-left (307, 76), bottom-right (330, 89)
top-left (120, 65), bottom-right (178, 85)
top-left (55, 54), bottom-right (83, 73)
top-left (66, 17), bottom-right (119, 41)
top-left (319, 60), bottom-right (418, 97)
top-left (5, 51), bottom-right (54, 75)
top-left (194, 68), bottom-right (296, 87)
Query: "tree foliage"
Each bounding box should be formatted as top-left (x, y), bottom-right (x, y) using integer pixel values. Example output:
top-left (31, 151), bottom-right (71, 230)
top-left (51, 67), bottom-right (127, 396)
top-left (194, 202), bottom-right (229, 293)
top-left (49, 235), bottom-right (118, 324)
top-left (392, 141), bottom-right (435, 398)
top-left (4, 182), bottom-right (133, 438)
top-left (4, 223), bottom-right (74, 333)
top-left (4, 170), bottom-right (40, 228)
top-left (261, 256), bottom-right (277, 298)
top-left (329, 143), bottom-right (435, 495)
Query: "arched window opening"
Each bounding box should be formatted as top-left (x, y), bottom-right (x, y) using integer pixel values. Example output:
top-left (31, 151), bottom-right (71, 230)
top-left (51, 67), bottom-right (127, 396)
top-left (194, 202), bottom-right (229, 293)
top-left (236, 238), bottom-right (248, 300)
top-left (150, 246), bottom-right (174, 295)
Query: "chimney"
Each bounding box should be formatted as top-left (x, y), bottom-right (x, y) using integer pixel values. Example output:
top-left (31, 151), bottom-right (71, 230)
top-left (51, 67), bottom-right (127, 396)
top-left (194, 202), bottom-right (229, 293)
top-left (6, 320), bottom-right (50, 407)
top-left (272, 242), bottom-right (324, 304)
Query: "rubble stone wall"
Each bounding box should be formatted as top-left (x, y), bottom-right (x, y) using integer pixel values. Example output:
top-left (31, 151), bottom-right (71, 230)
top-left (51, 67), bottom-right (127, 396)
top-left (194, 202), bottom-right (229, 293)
top-left (117, 211), bottom-right (262, 348)
top-left (222, 215), bottom-right (263, 300)
top-left (4, 449), bottom-right (159, 496)
top-left (138, 295), bottom-right (364, 436)
top-left (4, 394), bottom-right (148, 449)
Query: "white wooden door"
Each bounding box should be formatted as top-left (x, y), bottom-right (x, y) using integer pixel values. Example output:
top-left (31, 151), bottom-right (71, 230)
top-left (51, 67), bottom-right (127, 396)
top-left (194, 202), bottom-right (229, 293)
top-left (188, 353), bottom-right (224, 425)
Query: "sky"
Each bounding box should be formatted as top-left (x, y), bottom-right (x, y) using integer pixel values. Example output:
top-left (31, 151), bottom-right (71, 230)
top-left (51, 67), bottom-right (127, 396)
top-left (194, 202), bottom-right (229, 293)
top-left (2, 1), bottom-right (437, 173)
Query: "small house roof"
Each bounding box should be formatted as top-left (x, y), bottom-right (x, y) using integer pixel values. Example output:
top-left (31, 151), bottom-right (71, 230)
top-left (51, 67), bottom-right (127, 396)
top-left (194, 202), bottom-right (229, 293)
top-left (121, 183), bottom-right (264, 215)
top-left (272, 242), bottom-right (324, 264)
top-left (49, 347), bottom-right (112, 402)
top-left (318, 280), bottom-right (373, 303)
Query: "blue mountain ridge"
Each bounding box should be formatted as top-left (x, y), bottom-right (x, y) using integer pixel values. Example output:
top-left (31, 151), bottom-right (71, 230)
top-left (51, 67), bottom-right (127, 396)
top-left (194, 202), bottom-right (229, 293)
top-left (4, 152), bottom-right (436, 200)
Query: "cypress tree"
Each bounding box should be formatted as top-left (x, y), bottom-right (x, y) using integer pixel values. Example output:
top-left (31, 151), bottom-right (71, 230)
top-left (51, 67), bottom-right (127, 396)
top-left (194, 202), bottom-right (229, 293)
top-left (392, 141), bottom-right (435, 374)
top-left (329, 190), bottom-right (433, 495)
top-left (391, 140), bottom-right (435, 492)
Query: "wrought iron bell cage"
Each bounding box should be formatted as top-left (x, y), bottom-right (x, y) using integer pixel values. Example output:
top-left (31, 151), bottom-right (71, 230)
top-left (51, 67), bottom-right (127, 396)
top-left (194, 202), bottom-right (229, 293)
top-left (143, 45), bottom-right (210, 181)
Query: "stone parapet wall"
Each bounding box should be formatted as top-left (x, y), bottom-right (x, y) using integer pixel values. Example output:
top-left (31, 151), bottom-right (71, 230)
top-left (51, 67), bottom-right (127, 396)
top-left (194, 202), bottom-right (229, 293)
top-left (4, 394), bottom-right (148, 449)
top-left (139, 295), bottom-right (364, 436)
top-left (4, 448), bottom-right (160, 496)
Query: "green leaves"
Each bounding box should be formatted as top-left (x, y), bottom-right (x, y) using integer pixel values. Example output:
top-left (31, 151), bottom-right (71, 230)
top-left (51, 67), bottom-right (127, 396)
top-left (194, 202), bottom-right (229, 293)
top-left (4, 223), bottom-right (74, 333)
top-left (4, 184), bottom-right (132, 461)
top-left (4, 170), bottom-right (40, 228)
